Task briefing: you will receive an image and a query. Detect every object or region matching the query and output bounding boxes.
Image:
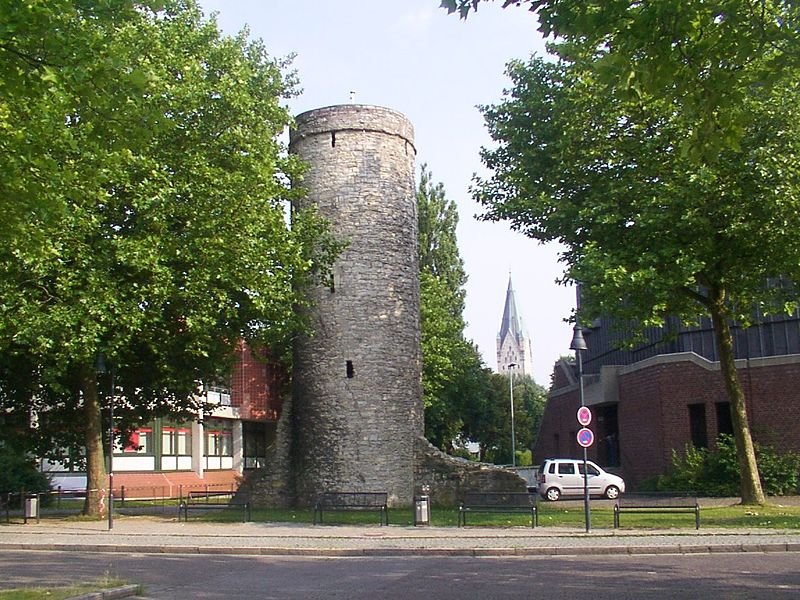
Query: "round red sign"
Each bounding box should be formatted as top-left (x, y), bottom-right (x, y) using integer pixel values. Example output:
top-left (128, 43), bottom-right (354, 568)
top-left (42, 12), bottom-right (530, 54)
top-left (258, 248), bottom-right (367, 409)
top-left (577, 406), bottom-right (592, 426)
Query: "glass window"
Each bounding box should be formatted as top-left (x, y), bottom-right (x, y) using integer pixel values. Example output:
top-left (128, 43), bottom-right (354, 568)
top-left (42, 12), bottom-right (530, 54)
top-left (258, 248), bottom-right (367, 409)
top-left (162, 427), bottom-right (192, 456)
top-left (579, 463), bottom-right (601, 476)
top-left (558, 462), bottom-right (576, 475)
top-left (716, 402), bottom-right (733, 436)
top-left (689, 403), bottom-right (708, 448)
top-left (205, 430), bottom-right (233, 457)
top-left (124, 428), bottom-right (151, 454)
top-left (243, 422), bottom-right (268, 469)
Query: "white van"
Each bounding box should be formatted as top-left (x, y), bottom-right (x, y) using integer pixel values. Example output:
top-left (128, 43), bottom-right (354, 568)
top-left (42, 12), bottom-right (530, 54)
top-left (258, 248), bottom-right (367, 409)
top-left (537, 458), bottom-right (625, 501)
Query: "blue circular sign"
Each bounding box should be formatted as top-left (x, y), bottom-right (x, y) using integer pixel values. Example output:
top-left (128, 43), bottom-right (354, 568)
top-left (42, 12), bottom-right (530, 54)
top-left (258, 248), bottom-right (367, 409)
top-left (577, 428), bottom-right (594, 448)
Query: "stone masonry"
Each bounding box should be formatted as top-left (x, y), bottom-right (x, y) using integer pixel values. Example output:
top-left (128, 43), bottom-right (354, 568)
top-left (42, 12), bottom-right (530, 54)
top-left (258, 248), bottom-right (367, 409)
top-left (289, 105), bottom-right (424, 506)
top-left (244, 104), bottom-right (526, 508)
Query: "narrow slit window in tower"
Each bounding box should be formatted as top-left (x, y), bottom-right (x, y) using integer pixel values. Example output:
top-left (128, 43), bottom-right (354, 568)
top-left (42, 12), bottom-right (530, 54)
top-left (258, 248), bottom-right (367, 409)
top-left (331, 132), bottom-right (336, 147)
top-left (346, 360), bottom-right (354, 378)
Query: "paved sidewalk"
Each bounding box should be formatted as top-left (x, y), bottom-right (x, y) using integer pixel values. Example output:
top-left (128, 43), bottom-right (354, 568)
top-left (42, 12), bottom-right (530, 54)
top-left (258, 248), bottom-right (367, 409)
top-left (1, 517), bottom-right (799, 557)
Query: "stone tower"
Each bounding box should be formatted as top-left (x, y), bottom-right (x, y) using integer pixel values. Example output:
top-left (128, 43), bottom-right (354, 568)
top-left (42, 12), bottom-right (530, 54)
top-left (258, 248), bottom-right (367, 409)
top-left (289, 104), bottom-right (423, 506)
top-left (497, 275), bottom-right (534, 377)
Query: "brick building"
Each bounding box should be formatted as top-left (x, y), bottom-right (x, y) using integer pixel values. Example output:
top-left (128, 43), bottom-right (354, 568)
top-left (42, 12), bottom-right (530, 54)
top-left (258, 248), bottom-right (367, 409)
top-left (534, 312), bottom-right (800, 489)
top-left (43, 342), bottom-right (286, 498)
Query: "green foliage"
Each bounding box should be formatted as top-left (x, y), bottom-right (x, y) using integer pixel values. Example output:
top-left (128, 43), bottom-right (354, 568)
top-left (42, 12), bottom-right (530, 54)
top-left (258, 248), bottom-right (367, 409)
top-left (477, 373), bottom-right (546, 465)
top-left (417, 165), bottom-right (491, 450)
top-left (657, 435), bottom-right (800, 497)
top-left (0, 447), bottom-right (51, 495)
top-left (0, 0), bottom-right (337, 510)
top-left (445, 1), bottom-right (800, 160)
top-left (478, 55), bottom-right (800, 328)
top-left (463, 0), bottom-right (800, 503)
top-left (0, 577), bottom-right (130, 600)
top-left (516, 448), bottom-right (532, 467)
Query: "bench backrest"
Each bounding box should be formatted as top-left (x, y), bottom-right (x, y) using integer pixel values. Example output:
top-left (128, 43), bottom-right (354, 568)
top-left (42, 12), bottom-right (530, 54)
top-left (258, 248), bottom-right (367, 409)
top-left (317, 492), bottom-right (387, 507)
top-left (186, 490), bottom-right (238, 502)
top-left (462, 492), bottom-right (534, 507)
top-left (618, 493), bottom-right (697, 507)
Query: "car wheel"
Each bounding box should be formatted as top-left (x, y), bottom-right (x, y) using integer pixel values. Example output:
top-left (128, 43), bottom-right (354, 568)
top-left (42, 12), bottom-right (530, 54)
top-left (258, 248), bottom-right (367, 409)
top-left (545, 487), bottom-right (561, 502)
top-left (605, 485), bottom-right (620, 500)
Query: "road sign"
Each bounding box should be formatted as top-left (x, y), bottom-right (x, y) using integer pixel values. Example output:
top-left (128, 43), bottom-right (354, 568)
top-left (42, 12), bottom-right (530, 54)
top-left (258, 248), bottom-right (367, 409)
top-left (577, 406), bottom-right (592, 426)
top-left (577, 427), bottom-right (594, 448)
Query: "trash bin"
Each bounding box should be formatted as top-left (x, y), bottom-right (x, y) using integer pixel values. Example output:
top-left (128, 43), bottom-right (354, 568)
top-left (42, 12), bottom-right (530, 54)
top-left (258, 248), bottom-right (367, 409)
top-left (24, 494), bottom-right (40, 523)
top-left (414, 495), bottom-right (430, 526)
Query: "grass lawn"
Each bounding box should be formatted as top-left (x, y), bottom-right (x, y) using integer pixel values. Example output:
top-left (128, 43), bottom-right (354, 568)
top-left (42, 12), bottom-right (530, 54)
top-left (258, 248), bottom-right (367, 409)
top-left (0, 580), bottom-right (134, 600)
top-left (236, 501), bottom-right (800, 529)
top-left (28, 496), bottom-right (800, 529)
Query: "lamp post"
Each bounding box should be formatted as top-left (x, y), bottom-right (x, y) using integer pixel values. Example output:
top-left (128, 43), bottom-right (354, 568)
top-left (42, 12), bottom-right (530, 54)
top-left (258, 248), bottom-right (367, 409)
top-left (508, 362), bottom-right (517, 467)
top-left (570, 325), bottom-right (591, 533)
top-left (95, 353), bottom-right (114, 531)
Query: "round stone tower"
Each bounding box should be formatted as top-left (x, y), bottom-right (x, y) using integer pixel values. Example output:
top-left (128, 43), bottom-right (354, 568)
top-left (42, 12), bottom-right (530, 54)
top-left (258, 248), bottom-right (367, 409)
top-left (289, 104), bottom-right (423, 506)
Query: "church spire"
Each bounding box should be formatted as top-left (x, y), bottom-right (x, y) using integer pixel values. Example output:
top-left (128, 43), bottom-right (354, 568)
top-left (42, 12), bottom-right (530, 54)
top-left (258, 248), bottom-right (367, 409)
top-left (496, 274), bottom-right (533, 377)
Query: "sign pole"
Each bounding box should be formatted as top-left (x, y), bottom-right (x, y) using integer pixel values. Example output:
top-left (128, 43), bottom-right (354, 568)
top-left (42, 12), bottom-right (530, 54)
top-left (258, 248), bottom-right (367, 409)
top-left (570, 321), bottom-right (591, 533)
top-left (577, 349), bottom-right (590, 533)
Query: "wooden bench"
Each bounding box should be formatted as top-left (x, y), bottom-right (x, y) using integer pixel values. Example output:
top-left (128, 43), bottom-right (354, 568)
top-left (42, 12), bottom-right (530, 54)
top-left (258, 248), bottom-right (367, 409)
top-left (614, 493), bottom-right (700, 529)
top-left (313, 492), bottom-right (389, 525)
top-left (179, 490), bottom-right (250, 522)
top-left (458, 492), bottom-right (538, 528)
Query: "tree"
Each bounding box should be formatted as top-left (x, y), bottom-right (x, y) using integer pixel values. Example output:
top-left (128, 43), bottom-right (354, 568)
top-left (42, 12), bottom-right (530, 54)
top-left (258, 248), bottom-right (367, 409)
top-left (473, 51), bottom-right (800, 503)
top-left (0, 1), bottom-right (336, 516)
top-left (467, 372), bottom-right (546, 465)
top-left (416, 164), bottom-right (548, 459)
top-left (444, 0), bottom-right (800, 506)
top-left (417, 164), bottom-right (491, 450)
top-left (443, 1), bottom-right (800, 160)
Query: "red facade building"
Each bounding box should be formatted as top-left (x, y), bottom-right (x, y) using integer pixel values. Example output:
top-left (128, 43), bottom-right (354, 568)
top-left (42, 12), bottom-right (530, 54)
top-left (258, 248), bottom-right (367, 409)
top-left (45, 343), bottom-right (286, 497)
top-left (535, 314), bottom-right (800, 489)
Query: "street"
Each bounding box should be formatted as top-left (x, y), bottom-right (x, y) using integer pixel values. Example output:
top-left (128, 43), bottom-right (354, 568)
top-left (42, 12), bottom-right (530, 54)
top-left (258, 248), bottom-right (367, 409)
top-left (1, 550), bottom-right (798, 599)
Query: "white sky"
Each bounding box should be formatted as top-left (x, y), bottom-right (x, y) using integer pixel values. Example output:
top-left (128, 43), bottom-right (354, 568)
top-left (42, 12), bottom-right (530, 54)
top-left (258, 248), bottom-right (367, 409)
top-left (197, 0), bottom-right (576, 385)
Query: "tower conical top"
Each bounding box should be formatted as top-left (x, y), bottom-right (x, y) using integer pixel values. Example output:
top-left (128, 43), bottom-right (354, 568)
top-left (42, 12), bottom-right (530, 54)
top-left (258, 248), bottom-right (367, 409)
top-left (497, 274), bottom-right (533, 376)
top-left (498, 275), bottom-right (527, 341)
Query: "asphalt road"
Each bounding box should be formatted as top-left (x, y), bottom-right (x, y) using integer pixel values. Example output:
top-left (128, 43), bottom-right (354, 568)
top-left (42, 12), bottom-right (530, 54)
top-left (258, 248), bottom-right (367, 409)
top-left (2, 550), bottom-right (799, 599)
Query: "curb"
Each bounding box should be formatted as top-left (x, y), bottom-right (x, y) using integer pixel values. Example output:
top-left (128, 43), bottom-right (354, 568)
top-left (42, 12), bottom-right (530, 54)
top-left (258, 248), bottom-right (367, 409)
top-left (5, 541), bottom-right (800, 557)
top-left (67, 584), bottom-right (142, 600)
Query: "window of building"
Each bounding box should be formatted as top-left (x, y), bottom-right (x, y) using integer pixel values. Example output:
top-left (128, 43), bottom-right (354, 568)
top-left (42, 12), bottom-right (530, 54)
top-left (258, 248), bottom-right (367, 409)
top-left (123, 428), bottom-right (152, 454)
top-left (205, 430), bottom-right (232, 457)
top-left (715, 402), bottom-right (733, 437)
top-left (206, 384), bottom-right (231, 406)
top-left (243, 421), bottom-right (267, 469)
top-left (688, 404), bottom-right (708, 448)
top-left (162, 425), bottom-right (192, 456)
top-left (204, 420), bottom-right (233, 457)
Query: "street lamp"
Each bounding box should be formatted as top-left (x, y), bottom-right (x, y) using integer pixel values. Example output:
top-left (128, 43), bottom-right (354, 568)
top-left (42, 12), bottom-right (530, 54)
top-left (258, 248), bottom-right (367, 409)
top-left (95, 353), bottom-right (114, 531)
top-left (508, 362), bottom-right (517, 467)
top-left (570, 324), bottom-right (591, 533)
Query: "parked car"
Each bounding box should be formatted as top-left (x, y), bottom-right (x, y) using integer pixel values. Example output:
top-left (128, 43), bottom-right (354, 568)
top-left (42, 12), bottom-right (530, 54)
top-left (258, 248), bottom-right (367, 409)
top-left (537, 458), bottom-right (625, 501)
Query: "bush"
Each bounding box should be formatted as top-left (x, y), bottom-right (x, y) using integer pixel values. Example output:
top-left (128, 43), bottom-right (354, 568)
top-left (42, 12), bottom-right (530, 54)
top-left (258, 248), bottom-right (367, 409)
top-left (0, 447), bottom-right (51, 496)
top-left (656, 435), bottom-right (800, 496)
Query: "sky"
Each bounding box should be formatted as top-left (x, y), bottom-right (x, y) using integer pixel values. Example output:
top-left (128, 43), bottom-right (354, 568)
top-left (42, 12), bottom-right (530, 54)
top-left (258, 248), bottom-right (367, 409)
top-left (197, 0), bottom-right (576, 385)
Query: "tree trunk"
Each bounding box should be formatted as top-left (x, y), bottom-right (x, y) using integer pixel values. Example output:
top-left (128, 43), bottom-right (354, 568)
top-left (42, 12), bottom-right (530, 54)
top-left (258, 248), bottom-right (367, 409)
top-left (81, 367), bottom-right (108, 517)
top-left (708, 292), bottom-right (766, 506)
